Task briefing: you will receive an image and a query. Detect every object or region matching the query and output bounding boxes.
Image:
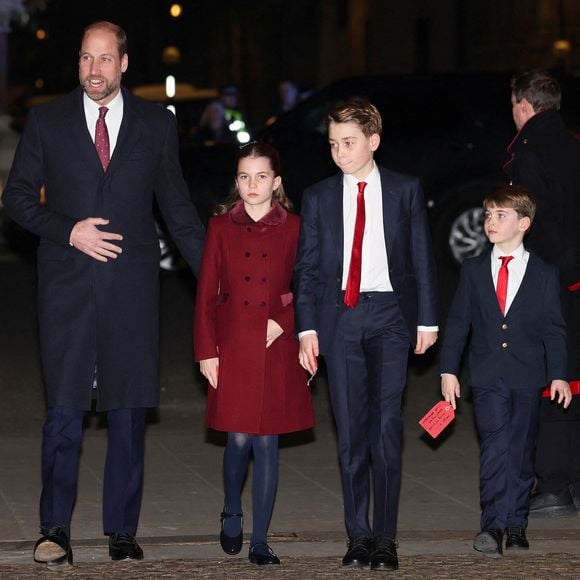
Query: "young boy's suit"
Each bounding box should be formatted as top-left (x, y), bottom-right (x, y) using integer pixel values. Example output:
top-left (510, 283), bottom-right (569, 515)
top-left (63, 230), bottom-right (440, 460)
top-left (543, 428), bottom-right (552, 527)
top-left (440, 248), bottom-right (567, 530)
top-left (294, 166), bottom-right (437, 539)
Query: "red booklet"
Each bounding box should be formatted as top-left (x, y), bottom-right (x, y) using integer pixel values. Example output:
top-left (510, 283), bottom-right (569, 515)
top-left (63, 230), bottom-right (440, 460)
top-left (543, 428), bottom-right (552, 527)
top-left (419, 401), bottom-right (455, 438)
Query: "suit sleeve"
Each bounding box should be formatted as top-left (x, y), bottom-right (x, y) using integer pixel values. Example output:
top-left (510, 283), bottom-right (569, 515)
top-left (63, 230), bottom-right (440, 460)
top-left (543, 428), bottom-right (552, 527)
top-left (293, 187), bottom-right (320, 333)
top-left (154, 110), bottom-right (205, 277)
top-left (542, 265), bottom-right (568, 381)
top-left (193, 218), bottom-right (221, 361)
top-left (1, 108), bottom-right (77, 246)
top-left (439, 262), bottom-right (472, 375)
top-left (409, 180), bottom-right (438, 327)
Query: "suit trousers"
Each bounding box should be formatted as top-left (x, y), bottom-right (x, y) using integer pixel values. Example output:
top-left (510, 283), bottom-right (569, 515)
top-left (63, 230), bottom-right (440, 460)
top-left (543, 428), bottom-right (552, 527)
top-left (323, 292), bottom-right (409, 539)
top-left (40, 405), bottom-right (147, 536)
top-left (472, 380), bottom-right (541, 530)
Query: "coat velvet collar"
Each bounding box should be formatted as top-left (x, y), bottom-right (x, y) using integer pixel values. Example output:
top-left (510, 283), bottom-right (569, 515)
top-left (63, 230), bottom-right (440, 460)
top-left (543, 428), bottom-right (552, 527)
top-left (229, 200), bottom-right (288, 226)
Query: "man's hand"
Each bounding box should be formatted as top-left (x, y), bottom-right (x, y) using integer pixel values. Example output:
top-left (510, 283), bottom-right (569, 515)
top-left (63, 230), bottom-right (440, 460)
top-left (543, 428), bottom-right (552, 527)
top-left (299, 334), bottom-right (319, 375)
top-left (550, 379), bottom-right (572, 409)
top-left (200, 357), bottom-right (219, 389)
top-left (69, 217), bottom-right (123, 262)
top-left (266, 319), bottom-right (283, 348)
top-left (441, 373), bottom-right (461, 410)
top-left (415, 330), bottom-right (438, 354)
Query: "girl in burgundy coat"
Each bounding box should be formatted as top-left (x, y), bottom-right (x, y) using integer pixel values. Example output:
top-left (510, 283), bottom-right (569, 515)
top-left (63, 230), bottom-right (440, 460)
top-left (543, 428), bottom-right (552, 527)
top-left (194, 142), bottom-right (315, 565)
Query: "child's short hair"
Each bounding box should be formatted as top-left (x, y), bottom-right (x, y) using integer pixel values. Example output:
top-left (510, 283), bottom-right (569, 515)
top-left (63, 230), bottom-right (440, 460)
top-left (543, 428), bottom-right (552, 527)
top-left (483, 185), bottom-right (536, 225)
top-left (327, 99), bottom-right (382, 137)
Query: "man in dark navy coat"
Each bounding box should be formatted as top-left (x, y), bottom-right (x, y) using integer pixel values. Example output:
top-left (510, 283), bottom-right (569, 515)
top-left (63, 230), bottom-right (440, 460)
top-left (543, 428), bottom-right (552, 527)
top-left (2, 21), bottom-right (204, 565)
top-left (505, 70), bottom-right (580, 517)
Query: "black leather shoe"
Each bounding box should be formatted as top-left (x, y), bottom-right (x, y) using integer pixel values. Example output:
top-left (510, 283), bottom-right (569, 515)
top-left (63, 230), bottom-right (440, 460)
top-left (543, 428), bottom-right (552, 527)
top-left (33, 526), bottom-right (73, 566)
top-left (530, 489), bottom-right (577, 518)
top-left (370, 536), bottom-right (399, 571)
top-left (473, 529), bottom-right (503, 558)
top-left (342, 536), bottom-right (372, 567)
top-left (109, 533), bottom-right (144, 560)
top-left (219, 511), bottom-right (243, 555)
top-left (248, 542), bottom-right (280, 565)
top-left (505, 526), bottom-right (529, 550)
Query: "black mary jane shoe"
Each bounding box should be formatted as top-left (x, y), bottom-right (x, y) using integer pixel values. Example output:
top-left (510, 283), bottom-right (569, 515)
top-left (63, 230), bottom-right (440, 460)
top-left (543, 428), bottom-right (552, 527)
top-left (33, 526), bottom-right (73, 566)
top-left (109, 533), bottom-right (144, 560)
top-left (248, 542), bottom-right (280, 565)
top-left (220, 511), bottom-right (243, 555)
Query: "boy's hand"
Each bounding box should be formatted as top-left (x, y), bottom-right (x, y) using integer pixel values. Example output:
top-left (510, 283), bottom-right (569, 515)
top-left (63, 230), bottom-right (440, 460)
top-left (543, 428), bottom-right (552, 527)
top-left (550, 379), bottom-right (572, 408)
top-left (415, 330), bottom-right (438, 354)
top-left (441, 373), bottom-right (461, 410)
top-left (200, 357), bottom-right (219, 389)
top-left (299, 334), bottom-right (319, 375)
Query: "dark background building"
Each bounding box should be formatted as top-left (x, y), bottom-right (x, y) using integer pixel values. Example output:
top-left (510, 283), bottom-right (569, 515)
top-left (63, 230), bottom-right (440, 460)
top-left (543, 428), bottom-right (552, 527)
top-left (2, 0), bottom-right (580, 127)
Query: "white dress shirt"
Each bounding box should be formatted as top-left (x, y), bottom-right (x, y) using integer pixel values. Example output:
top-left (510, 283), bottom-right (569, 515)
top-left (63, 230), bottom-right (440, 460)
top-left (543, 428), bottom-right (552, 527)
top-left (491, 243), bottom-right (529, 314)
top-left (342, 164), bottom-right (393, 292)
top-left (83, 90), bottom-right (124, 155)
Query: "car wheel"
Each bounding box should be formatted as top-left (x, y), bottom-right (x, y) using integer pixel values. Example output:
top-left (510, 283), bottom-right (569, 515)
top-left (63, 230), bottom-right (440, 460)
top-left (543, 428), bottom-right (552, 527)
top-left (447, 205), bottom-right (488, 264)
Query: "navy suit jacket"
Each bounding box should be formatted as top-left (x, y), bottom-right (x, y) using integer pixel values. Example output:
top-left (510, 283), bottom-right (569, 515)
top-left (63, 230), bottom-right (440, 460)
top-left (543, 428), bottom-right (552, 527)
top-left (294, 166), bottom-right (438, 354)
top-left (439, 249), bottom-right (567, 389)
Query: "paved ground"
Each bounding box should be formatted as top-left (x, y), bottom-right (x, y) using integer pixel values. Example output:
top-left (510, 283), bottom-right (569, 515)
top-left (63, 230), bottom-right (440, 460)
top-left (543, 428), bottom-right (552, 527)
top-left (1, 247), bottom-right (579, 579)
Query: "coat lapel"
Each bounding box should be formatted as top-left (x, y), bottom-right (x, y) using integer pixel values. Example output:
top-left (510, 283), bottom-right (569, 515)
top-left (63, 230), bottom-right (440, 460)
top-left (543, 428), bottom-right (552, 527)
top-left (323, 173), bottom-right (345, 273)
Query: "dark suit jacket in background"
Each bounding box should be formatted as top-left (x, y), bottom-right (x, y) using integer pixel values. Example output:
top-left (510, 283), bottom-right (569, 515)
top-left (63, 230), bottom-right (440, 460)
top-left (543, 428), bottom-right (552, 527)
top-left (2, 86), bottom-right (204, 411)
top-left (439, 249), bottom-right (567, 389)
top-left (294, 166), bottom-right (438, 354)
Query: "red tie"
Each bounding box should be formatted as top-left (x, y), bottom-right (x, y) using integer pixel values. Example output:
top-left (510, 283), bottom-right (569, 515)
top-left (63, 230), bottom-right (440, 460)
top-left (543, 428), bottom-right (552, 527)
top-left (496, 255), bottom-right (514, 315)
top-left (344, 181), bottom-right (367, 308)
top-left (95, 106), bottom-right (110, 170)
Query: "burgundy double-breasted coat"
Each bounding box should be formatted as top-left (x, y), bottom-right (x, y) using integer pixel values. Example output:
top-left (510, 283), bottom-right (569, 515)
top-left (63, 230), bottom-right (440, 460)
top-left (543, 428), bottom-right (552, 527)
top-left (194, 201), bottom-right (314, 435)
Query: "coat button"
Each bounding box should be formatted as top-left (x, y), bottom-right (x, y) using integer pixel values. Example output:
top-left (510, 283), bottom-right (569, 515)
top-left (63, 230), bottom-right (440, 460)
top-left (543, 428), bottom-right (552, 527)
top-left (262, 252), bottom-right (268, 258)
top-left (501, 342), bottom-right (508, 349)
top-left (245, 251), bottom-right (251, 257)
top-left (261, 277), bottom-right (267, 283)
top-left (260, 301), bottom-right (266, 307)
top-left (501, 323), bottom-right (508, 330)
top-left (244, 276), bottom-right (250, 282)
top-left (244, 300), bottom-right (250, 306)
top-left (246, 227), bottom-right (252, 232)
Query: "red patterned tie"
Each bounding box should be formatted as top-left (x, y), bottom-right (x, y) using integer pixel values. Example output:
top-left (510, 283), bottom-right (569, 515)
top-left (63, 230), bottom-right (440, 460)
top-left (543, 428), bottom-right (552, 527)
top-left (344, 181), bottom-right (367, 308)
top-left (95, 106), bottom-right (110, 170)
top-left (496, 255), bottom-right (514, 315)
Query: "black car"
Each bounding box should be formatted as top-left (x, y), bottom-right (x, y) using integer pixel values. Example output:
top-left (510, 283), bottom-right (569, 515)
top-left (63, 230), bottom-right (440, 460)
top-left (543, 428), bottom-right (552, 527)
top-left (181, 73), bottom-right (580, 266)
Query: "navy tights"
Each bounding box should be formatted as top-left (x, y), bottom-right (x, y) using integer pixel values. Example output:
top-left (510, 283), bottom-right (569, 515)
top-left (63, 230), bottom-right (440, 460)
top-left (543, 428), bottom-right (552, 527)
top-left (222, 432), bottom-right (279, 546)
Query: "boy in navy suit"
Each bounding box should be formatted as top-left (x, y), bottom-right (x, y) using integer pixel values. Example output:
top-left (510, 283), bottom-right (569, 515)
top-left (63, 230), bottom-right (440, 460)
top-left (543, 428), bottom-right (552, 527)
top-left (294, 99), bottom-right (438, 571)
top-left (440, 186), bottom-right (571, 558)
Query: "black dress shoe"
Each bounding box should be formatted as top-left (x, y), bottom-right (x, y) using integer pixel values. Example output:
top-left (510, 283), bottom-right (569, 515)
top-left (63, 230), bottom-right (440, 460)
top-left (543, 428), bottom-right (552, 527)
top-left (370, 536), bottom-right (399, 571)
top-left (248, 542), bottom-right (280, 565)
top-left (342, 536), bottom-right (372, 567)
top-left (109, 533), bottom-right (144, 560)
top-left (473, 529), bottom-right (503, 558)
top-left (505, 526), bottom-right (529, 550)
top-left (33, 526), bottom-right (73, 566)
top-left (219, 511), bottom-right (243, 555)
top-left (529, 489), bottom-right (577, 518)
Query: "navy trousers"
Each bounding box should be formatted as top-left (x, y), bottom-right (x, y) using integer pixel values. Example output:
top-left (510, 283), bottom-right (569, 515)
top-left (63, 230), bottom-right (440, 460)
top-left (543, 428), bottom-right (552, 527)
top-left (39, 405), bottom-right (147, 537)
top-left (323, 292), bottom-right (409, 539)
top-left (472, 380), bottom-right (541, 530)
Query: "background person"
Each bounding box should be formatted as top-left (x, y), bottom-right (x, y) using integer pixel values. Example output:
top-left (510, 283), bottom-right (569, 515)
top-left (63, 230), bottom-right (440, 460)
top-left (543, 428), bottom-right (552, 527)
top-left (505, 69), bottom-right (580, 517)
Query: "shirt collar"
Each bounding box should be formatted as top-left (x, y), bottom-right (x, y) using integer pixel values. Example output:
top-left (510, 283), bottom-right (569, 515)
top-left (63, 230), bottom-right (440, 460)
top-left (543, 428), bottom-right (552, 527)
top-left (229, 200), bottom-right (288, 226)
top-left (343, 161), bottom-right (379, 191)
top-left (491, 243), bottom-right (525, 262)
top-left (83, 89), bottom-right (123, 116)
